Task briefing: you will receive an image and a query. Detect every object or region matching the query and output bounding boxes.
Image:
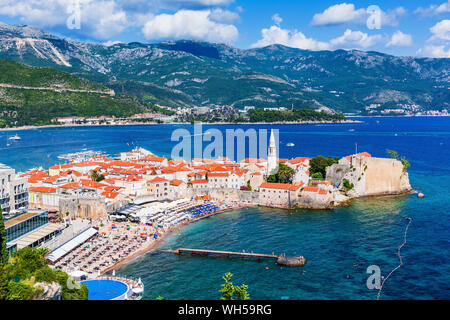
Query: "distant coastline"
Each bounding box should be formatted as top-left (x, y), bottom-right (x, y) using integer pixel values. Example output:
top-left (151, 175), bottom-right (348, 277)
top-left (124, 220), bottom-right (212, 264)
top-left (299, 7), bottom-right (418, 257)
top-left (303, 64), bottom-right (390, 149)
top-left (0, 119), bottom-right (362, 132)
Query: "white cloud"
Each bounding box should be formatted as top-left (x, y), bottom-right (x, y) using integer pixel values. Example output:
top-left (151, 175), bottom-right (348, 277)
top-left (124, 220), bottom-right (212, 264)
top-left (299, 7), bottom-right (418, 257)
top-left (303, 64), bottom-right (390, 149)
top-left (386, 31), bottom-right (412, 47)
top-left (209, 8), bottom-right (240, 23)
top-left (311, 3), bottom-right (406, 27)
top-left (381, 7), bottom-right (407, 27)
top-left (103, 40), bottom-right (123, 46)
top-left (250, 25), bottom-right (330, 51)
top-left (329, 29), bottom-right (383, 49)
top-left (415, 1), bottom-right (450, 17)
top-left (418, 45), bottom-right (450, 58)
top-left (429, 19), bottom-right (450, 42)
top-left (0, 0), bottom-right (129, 40)
top-left (0, 0), bottom-right (238, 40)
top-left (418, 19), bottom-right (450, 57)
top-left (271, 13), bottom-right (282, 26)
top-left (0, 0), bottom-right (242, 42)
top-left (312, 3), bottom-right (366, 26)
top-left (141, 9), bottom-right (238, 43)
top-left (435, 0), bottom-right (450, 13)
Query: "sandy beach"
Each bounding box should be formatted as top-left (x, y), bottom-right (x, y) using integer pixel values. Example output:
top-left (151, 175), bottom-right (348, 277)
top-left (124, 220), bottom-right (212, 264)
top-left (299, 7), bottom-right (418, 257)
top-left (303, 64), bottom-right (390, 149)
top-left (101, 203), bottom-right (256, 274)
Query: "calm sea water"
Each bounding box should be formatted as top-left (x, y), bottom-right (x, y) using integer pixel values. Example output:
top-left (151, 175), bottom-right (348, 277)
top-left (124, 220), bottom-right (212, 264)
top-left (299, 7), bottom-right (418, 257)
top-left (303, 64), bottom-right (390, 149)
top-left (1, 117), bottom-right (449, 299)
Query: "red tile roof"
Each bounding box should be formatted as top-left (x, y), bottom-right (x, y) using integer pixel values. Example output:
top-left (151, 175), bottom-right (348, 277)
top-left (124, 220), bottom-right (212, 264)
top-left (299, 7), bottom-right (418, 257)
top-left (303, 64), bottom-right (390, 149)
top-left (60, 182), bottom-right (81, 189)
top-left (289, 157), bottom-right (311, 164)
top-left (103, 186), bottom-right (121, 192)
top-left (303, 187), bottom-right (319, 192)
top-left (49, 164), bottom-right (73, 170)
top-left (43, 176), bottom-right (59, 183)
top-left (142, 155), bottom-right (166, 162)
top-left (101, 191), bottom-right (119, 199)
top-left (80, 179), bottom-right (108, 188)
top-left (208, 172), bottom-right (230, 177)
top-left (29, 186), bottom-right (57, 193)
top-left (150, 177), bottom-right (168, 183)
top-left (170, 179), bottom-right (183, 186)
top-left (260, 182), bottom-right (292, 190)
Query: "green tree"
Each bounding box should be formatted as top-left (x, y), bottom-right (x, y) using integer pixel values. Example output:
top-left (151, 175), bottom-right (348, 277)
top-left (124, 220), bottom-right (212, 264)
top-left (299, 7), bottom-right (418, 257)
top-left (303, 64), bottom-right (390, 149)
top-left (310, 172), bottom-right (323, 179)
top-left (0, 208), bottom-right (9, 300)
top-left (387, 150), bottom-right (410, 172)
top-left (309, 156), bottom-right (339, 178)
top-left (219, 272), bottom-right (250, 300)
top-left (0, 208), bottom-right (8, 265)
top-left (90, 170), bottom-right (105, 182)
top-left (343, 179), bottom-right (354, 191)
top-left (266, 163), bottom-right (295, 184)
top-left (387, 149), bottom-right (399, 160)
top-left (400, 158), bottom-right (410, 172)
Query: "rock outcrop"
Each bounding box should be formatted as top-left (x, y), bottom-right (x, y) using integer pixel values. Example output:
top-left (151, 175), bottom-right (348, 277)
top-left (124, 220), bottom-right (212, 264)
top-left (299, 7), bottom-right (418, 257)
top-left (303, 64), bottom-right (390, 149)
top-left (33, 281), bottom-right (62, 300)
top-left (327, 155), bottom-right (412, 198)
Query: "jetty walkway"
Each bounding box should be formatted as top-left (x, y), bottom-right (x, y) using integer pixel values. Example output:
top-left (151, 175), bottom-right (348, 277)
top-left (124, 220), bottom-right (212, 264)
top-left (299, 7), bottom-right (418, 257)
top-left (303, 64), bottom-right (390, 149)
top-left (163, 248), bottom-right (306, 267)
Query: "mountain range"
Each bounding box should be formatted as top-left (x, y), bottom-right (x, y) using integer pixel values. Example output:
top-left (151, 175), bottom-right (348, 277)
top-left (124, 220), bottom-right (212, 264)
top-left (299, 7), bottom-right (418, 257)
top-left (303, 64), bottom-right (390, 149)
top-left (0, 22), bottom-right (449, 114)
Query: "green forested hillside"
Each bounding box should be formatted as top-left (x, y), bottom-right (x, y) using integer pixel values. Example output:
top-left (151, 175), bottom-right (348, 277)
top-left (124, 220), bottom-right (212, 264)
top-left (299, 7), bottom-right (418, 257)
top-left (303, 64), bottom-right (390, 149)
top-left (0, 59), bottom-right (106, 91)
top-left (0, 60), bottom-right (168, 127)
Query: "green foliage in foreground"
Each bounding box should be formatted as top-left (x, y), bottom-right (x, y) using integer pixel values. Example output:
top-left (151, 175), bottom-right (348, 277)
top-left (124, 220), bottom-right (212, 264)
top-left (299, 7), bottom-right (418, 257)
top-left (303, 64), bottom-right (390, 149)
top-left (309, 156), bottom-right (340, 178)
top-left (219, 272), bottom-right (250, 300)
top-left (1, 247), bottom-right (88, 300)
top-left (0, 208), bottom-right (9, 300)
top-left (0, 208), bottom-right (7, 266)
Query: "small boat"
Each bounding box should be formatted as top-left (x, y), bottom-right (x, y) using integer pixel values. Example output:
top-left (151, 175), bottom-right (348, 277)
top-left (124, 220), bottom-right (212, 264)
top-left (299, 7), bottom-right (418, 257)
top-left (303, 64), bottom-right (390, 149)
top-left (8, 134), bottom-right (21, 141)
top-left (286, 143), bottom-right (295, 147)
top-left (349, 129), bottom-right (355, 132)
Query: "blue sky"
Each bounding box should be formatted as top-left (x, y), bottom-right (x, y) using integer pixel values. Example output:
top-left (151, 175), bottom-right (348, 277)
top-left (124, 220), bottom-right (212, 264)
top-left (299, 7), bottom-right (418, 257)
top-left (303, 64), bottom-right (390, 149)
top-left (0, 0), bottom-right (449, 57)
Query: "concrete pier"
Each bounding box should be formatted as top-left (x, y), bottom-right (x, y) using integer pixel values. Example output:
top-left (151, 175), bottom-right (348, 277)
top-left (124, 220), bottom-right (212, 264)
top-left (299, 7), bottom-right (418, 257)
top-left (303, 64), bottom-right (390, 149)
top-left (163, 248), bottom-right (306, 267)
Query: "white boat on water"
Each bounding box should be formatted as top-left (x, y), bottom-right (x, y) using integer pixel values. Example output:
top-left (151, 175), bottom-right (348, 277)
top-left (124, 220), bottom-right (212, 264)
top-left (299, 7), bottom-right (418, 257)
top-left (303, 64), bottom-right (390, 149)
top-left (286, 143), bottom-right (295, 147)
top-left (8, 135), bottom-right (21, 141)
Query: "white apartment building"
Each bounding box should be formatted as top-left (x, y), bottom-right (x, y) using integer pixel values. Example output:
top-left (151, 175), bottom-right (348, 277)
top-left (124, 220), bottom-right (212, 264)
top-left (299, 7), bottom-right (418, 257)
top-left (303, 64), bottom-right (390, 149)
top-left (0, 163), bottom-right (29, 215)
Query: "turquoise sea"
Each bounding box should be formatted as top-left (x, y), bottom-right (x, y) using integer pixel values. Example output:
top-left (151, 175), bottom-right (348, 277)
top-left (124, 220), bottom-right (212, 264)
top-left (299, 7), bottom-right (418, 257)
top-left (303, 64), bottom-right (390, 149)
top-left (0, 116), bottom-right (449, 299)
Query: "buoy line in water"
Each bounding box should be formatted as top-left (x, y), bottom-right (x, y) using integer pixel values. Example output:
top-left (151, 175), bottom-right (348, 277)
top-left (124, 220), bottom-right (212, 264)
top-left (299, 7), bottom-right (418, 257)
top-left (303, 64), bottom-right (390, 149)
top-left (377, 215), bottom-right (413, 300)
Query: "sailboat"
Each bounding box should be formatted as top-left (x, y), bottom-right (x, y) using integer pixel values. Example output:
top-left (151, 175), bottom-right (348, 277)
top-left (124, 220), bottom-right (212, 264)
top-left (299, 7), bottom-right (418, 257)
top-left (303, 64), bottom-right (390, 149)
top-left (8, 134), bottom-right (21, 141)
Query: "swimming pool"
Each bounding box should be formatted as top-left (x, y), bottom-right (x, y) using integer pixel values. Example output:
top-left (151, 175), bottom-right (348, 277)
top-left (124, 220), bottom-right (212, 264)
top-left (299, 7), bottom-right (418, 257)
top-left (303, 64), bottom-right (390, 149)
top-left (81, 279), bottom-right (129, 300)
